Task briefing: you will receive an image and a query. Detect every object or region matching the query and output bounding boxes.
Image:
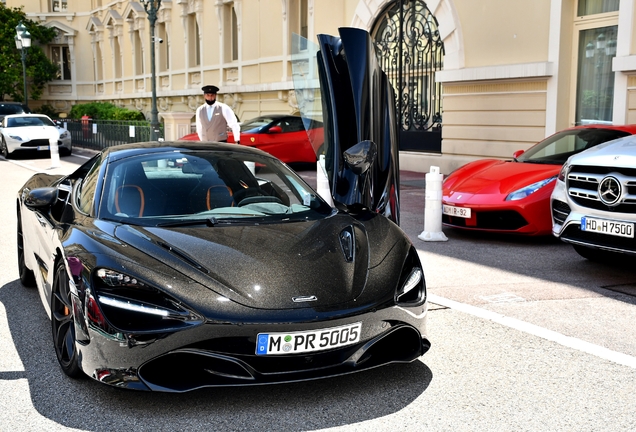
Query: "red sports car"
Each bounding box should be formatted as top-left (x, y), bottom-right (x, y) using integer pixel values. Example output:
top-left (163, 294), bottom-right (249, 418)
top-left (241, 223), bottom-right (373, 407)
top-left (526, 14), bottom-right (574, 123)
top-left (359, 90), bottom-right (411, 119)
top-left (180, 114), bottom-right (324, 164)
top-left (442, 124), bottom-right (636, 235)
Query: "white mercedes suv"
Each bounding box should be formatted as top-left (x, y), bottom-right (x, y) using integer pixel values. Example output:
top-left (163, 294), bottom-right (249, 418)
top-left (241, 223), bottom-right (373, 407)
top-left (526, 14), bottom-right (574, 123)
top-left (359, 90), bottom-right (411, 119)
top-left (551, 135), bottom-right (636, 260)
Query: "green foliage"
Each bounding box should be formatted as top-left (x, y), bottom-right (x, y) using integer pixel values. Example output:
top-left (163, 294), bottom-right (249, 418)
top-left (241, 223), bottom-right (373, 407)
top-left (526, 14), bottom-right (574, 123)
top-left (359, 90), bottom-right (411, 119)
top-left (33, 103), bottom-right (58, 118)
top-left (69, 102), bottom-right (145, 121)
top-left (0, 4), bottom-right (58, 102)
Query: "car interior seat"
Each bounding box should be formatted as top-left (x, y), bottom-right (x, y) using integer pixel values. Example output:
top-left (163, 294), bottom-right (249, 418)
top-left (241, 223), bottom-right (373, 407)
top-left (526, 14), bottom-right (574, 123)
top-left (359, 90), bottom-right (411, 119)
top-left (188, 169), bottom-right (234, 212)
top-left (115, 184), bottom-right (145, 217)
top-left (114, 162), bottom-right (166, 217)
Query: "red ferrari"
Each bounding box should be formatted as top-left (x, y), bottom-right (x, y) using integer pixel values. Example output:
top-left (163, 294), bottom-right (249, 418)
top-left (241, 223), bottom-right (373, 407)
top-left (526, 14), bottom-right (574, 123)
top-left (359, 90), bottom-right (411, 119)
top-left (180, 114), bottom-right (324, 164)
top-left (442, 124), bottom-right (636, 235)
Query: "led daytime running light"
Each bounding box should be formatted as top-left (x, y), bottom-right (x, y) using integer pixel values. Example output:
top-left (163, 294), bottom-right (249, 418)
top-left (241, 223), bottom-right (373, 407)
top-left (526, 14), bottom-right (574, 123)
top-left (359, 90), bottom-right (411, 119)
top-left (98, 295), bottom-right (169, 317)
top-left (402, 268), bottom-right (422, 294)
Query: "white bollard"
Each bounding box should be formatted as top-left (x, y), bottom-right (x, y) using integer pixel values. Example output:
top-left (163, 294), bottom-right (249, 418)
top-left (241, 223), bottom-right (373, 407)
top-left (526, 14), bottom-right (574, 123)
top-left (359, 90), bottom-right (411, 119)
top-left (418, 166), bottom-right (448, 242)
top-left (317, 154), bottom-right (334, 206)
top-left (49, 136), bottom-right (61, 169)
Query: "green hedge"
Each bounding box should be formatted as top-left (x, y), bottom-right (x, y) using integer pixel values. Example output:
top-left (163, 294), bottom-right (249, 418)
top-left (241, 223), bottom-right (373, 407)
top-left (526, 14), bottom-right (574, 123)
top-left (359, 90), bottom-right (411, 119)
top-left (69, 102), bottom-right (145, 121)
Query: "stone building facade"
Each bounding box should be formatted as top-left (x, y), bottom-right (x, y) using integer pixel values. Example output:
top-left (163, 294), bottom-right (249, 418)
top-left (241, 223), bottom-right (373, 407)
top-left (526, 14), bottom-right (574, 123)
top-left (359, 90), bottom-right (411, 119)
top-left (9, 0), bottom-right (636, 173)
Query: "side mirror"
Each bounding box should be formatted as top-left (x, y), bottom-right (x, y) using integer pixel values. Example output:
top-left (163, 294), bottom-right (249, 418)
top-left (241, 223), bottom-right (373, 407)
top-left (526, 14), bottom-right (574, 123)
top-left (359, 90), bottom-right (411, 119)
top-left (268, 126), bottom-right (283, 134)
top-left (24, 187), bottom-right (57, 209)
top-left (343, 140), bottom-right (377, 176)
top-left (512, 150), bottom-right (525, 160)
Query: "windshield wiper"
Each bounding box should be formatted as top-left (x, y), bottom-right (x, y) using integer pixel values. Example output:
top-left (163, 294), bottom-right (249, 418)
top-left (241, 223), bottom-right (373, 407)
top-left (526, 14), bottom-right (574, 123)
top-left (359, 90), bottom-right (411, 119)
top-left (524, 159), bottom-right (562, 165)
top-left (155, 217), bottom-right (220, 227)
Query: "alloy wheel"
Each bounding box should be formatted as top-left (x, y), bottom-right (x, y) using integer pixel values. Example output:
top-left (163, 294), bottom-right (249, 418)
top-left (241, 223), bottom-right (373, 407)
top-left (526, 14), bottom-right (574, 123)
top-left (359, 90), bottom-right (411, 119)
top-left (51, 262), bottom-right (82, 378)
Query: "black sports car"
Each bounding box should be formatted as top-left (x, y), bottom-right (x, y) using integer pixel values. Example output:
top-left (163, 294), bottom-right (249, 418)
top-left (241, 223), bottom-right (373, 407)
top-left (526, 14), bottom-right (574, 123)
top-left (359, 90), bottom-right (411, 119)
top-left (16, 28), bottom-right (430, 392)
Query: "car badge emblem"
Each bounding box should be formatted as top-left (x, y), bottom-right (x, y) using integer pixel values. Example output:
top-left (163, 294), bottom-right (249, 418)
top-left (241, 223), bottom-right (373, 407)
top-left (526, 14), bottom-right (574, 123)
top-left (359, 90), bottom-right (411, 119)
top-left (598, 176), bottom-right (621, 206)
top-left (292, 295), bottom-right (318, 303)
top-left (250, 137), bottom-right (255, 142)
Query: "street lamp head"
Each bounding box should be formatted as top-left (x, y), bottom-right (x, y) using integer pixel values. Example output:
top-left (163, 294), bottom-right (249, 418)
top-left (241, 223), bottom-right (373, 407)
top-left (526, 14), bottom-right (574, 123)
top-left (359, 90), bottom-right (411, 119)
top-left (15, 22), bottom-right (26, 35)
top-left (14, 34), bottom-right (22, 50)
top-left (21, 31), bottom-right (32, 49)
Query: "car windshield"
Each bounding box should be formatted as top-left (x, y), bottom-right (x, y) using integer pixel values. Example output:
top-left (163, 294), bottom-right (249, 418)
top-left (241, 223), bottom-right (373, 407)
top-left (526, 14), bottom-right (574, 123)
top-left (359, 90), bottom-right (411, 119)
top-left (0, 104), bottom-right (27, 115)
top-left (240, 117), bottom-right (274, 132)
top-left (98, 149), bottom-right (333, 227)
top-left (7, 116), bottom-right (55, 127)
top-left (516, 128), bottom-right (631, 164)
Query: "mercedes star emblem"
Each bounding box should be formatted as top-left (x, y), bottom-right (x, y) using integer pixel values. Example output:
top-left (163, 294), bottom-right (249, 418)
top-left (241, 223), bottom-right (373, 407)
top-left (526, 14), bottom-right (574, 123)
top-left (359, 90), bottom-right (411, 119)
top-left (598, 176), bottom-right (621, 206)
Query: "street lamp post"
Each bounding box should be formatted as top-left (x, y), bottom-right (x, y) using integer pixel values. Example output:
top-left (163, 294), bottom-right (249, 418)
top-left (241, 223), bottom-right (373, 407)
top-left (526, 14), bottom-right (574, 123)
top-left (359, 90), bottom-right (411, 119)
top-left (14, 22), bottom-right (32, 108)
top-left (140, 0), bottom-right (162, 141)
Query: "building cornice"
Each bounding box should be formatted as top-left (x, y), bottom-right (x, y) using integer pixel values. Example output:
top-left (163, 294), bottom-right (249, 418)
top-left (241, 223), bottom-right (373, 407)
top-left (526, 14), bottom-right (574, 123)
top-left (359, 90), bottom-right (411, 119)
top-left (436, 62), bottom-right (554, 83)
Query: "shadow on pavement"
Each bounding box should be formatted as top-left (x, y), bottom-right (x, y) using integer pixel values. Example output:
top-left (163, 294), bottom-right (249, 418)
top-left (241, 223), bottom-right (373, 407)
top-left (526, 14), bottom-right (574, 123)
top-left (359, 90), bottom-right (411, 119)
top-left (0, 279), bottom-right (432, 431)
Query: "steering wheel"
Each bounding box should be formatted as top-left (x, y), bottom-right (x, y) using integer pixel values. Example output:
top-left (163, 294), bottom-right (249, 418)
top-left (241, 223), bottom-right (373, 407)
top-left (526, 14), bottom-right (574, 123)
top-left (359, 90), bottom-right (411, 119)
top-left (237, 195), bottom-right (284, 207)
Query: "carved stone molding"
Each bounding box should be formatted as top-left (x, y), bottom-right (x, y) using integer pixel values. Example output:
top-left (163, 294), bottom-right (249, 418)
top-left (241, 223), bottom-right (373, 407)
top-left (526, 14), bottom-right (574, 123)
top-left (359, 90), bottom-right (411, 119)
top-left (222, 93), bottom-right (242, 110)
top-left (159, 97), bottom-right (172, 111)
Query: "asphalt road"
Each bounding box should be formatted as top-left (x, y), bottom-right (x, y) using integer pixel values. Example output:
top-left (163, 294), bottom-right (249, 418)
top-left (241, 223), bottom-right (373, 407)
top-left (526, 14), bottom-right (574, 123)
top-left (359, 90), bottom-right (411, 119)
top-left (1, 150), bottom-right (635, 431)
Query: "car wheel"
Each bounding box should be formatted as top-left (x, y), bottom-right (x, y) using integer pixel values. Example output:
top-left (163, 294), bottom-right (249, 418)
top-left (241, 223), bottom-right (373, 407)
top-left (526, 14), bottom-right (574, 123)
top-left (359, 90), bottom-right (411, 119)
top-left (60, 142), bottom-right (72, 156)
top-left (572, 245), bottom-right (615, 262)
top-left (51, 261), bottom-right (83, 378)
top-left (17, 211), bottom-right (36, 287)
top-left (1, 136), bottom-right (10, 159)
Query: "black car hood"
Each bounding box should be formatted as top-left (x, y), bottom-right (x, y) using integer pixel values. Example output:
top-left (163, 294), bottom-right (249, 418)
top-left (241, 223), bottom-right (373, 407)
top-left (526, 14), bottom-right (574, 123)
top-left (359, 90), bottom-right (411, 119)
top-left (112, 215), bottom-right (390, 310)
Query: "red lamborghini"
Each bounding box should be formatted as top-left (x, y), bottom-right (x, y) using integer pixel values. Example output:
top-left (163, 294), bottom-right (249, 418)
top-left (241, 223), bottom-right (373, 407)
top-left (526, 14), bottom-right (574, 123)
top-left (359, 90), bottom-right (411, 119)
top-left (441, 124), bottom-right (636, 235)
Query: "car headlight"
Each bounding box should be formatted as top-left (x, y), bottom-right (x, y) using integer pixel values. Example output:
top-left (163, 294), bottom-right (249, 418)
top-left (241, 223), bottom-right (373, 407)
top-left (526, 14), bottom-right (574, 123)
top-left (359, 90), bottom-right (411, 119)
top-left (92, 268), bottom-right (203, 333)
top-left (9, 135), bottom-right (23, 141)
top-left (59, 131), bottom-right (70, 139)
top-left (395, 248), bottom-right (426, 306)
top-left (505, 176), bottom-right (557, 201)
top-left (557, 164), bottom-right (570, 182)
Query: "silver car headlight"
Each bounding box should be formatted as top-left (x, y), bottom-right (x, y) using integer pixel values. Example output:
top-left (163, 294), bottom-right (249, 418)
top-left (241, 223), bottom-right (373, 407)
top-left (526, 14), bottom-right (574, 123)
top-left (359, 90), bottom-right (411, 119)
top-left (59, 131), bottom-right (70, 139)
top-left (9, 135), bottom-right (23, 141)
top-left (505, 176), bottom-right (557, 201)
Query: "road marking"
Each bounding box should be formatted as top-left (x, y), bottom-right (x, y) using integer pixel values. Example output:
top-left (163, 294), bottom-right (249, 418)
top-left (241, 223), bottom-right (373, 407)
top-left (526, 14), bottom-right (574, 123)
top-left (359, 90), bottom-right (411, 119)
top-left (479, 292), bottom-right (526, 303)
top-left (428, 293), bottom-right (636, 369)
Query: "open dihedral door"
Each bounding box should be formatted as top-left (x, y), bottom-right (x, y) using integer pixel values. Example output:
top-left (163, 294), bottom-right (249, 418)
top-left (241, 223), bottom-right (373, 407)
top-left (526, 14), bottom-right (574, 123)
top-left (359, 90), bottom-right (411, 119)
top-left (292, 28), bottom-right (400, 225)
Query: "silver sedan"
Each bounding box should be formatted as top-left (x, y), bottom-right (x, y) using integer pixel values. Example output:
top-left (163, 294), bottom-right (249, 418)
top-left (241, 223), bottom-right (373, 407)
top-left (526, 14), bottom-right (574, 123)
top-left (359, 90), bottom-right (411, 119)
top-left (0, 113), bottom-right (72, 158)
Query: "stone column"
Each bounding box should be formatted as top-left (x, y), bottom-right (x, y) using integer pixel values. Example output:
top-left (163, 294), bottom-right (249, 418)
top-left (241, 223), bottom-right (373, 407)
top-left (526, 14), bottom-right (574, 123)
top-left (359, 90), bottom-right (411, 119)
top-left (159, 112), bottom-right (195, 140)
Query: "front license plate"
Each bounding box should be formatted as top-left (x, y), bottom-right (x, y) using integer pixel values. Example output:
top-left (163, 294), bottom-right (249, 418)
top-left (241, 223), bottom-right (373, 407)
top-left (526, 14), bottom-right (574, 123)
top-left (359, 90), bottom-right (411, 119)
top-left (37, 146), bottom-right (50, 151)
top-left (581, 216), bottom-right (634, 238)
top-left (443, 204), bottom-right (471, 218)
top-left (256, 322), bottom-right (362, 356)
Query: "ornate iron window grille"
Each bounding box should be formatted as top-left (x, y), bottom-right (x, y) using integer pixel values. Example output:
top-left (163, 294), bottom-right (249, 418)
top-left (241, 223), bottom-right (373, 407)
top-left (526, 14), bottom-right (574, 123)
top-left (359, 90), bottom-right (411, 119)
top-left (372, 0), bottom-right (444, 133)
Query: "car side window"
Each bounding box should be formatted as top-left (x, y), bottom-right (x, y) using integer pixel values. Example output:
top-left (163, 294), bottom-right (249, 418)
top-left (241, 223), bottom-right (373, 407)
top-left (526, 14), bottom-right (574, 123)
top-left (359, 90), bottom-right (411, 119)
top-left (288, 117), bottom-right (307, 132)
top-left (76, 155), bottom-right (103, 215)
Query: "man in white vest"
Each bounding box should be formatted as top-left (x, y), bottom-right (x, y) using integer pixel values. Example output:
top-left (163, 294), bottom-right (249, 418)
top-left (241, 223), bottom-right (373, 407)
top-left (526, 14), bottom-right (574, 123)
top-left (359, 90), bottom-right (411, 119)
top-left (195, 85), bottom-right (241, 143)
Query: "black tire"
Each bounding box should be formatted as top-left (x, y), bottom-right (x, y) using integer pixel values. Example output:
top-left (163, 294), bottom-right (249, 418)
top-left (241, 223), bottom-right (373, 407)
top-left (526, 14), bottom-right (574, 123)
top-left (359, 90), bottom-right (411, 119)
top-left (17, 211), bottom-right (36, 287)
top-left (60, 142), bottom-right (72, 157)
top-left (51, 261), bottom-right (83, 378)
top-left (1, 136), bottom-right (10, 159)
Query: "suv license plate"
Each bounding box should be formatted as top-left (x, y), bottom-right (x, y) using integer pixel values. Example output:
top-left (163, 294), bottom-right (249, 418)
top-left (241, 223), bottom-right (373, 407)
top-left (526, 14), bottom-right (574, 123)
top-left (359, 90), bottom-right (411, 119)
top-left (256, 322), bottom-right (362, 356)
top-left (581, 217), bottom-right (634, 238)
top-left (443, 204), bottom-right (471, 218)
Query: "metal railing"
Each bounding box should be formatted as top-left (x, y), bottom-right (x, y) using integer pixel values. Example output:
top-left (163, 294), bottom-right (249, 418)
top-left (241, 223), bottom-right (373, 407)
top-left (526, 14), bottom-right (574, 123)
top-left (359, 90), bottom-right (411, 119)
top-left (58, 118), bottom-right (164, 151)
